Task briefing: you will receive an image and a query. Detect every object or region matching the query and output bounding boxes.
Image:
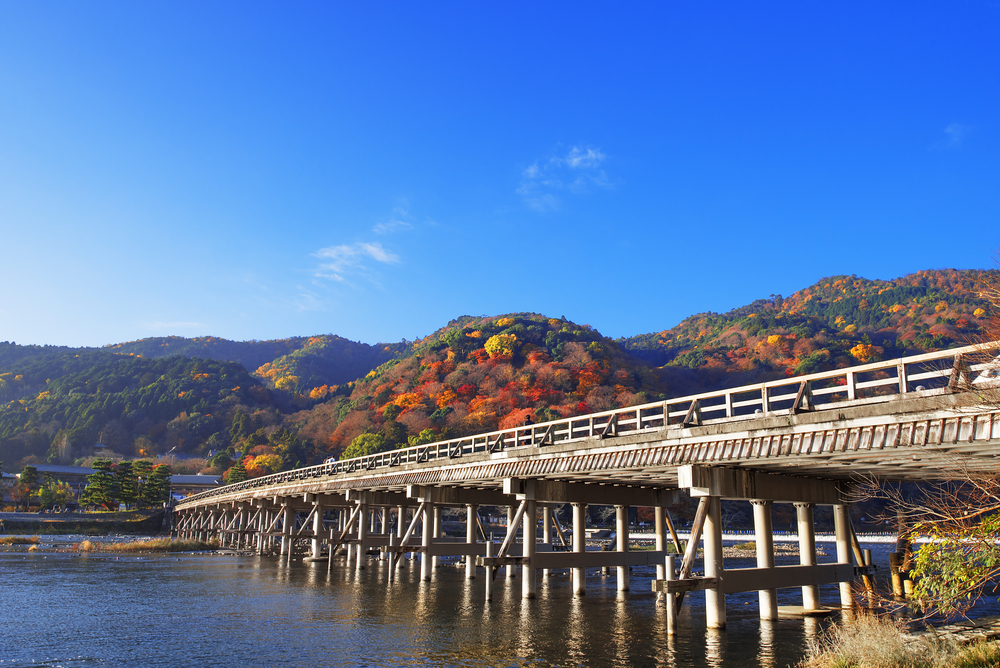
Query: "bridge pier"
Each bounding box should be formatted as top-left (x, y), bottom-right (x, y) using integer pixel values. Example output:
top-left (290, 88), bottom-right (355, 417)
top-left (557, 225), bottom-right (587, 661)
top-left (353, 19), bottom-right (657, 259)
top-left (280, 503), bottom-right (292, 556)
top-left (523, 499), bottom-right (537, 599)
top-left (311, 496), bottom-right (324, 559)
top-left (833, 504), bottom-right (854, 609)
top-left (421, 501), bottom-right (433, 581)
top-left (704, 496), bottom-right (726, 629)
top-left (541, 506), bottom-right (552, 579)
top-left (751, 500), bottom-right (778, 620)
top-left (795, 502), bottom-right (820, 611)
top-left (572, 502), bottom-right (586, 596)
top-left (616, 505), bottom-right (629, 592)
top-left (505, 506), bottom-right (516, 578)
top-left (356, 499), bottom-right (368, 570)
top-left (465, 504), bottom-right (477, 579)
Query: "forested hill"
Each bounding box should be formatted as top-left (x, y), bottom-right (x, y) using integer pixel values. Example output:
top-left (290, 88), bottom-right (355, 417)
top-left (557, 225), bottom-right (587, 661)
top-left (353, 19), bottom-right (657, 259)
top-left (286, 314), bottom-right (666, 462)
top-left (618, 269), bottom-right (996, 396)
top-left (104, 335), bottom-right (408, 389)
top-left (0, 268), bottom-right (995, 480)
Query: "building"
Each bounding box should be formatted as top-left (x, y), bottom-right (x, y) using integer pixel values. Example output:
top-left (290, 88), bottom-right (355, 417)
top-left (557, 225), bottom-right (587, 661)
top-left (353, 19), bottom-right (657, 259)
top-left (169, 474), bottom-right (223, 499)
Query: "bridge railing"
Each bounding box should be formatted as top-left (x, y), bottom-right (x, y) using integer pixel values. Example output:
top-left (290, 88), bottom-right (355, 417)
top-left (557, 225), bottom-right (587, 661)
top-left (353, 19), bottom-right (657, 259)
top-left (178, 342), bottom-right (999, 506)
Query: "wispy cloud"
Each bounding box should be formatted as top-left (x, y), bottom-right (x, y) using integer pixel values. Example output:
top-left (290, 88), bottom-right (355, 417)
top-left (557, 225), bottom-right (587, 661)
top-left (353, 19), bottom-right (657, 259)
top-left (517, 145), bottom-right (612, 211)
top-left (938, 123), bottom-right (971, 149)
top-left (373, 206), bottom-right (414, 235)
top-left (313, 241), bottom-right (400, 283)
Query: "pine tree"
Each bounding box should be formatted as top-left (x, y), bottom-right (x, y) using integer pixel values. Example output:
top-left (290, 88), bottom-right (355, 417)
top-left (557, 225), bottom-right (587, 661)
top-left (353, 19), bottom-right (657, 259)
top-left (225, 459), bottom-right (248, 484)
top-left (80, 459), bottom-right (118, 510)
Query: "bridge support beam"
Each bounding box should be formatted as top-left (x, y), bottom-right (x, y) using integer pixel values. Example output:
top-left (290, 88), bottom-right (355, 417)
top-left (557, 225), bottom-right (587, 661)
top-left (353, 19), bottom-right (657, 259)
top-left (795, 503), bottom-right (820, 611)
top-left (432, 505), bottom-right (442, 571)
top-left (466, 504), bottom-right (478, 580)
top-left (833, 504), bottom-right (854, 609)
top-left (704, 496), bottom-right (726, 629)
top-left (311, 498), bottom-right (324, 559)
top-left (541, 506), bottom-right (552, 579)
top-left (616, 505), bottom-right (629, 592)
top-left (523, 500), bottom-right (537, 599)
top-left (421, 502), bottom-right (433, 581)
top-left (280, 504), bottom-right (293, 556)
top-left (751, 500), bottom-right (778, 620)
top-left (355, 500), bottom-right (368, 570)
top-left (505, 506), bottom-right (516, 578)
top-left (572, 502), bottom-right (587, 596)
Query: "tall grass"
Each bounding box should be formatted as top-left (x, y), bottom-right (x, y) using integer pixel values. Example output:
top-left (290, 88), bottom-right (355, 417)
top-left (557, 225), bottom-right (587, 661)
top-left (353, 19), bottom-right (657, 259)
top-left (801, 613), bottom-right (1000, 668)
top-left (75, 538), bottom-right (217, 552)
top-left (0, 536), bottom-right (40, 545)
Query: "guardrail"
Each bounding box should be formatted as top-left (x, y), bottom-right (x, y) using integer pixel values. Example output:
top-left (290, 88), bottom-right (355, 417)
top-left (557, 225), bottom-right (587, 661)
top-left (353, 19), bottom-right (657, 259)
top-left (178, 342), bottom-right (999, 506)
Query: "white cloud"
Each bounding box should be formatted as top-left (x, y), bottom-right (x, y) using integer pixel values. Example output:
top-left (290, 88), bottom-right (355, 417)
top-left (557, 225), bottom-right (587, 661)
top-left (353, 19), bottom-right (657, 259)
top-left (313, 241), bottom-right (400, 283)
top-left (373, 219), bottom-right (412, 235)
top-left (943, 123), bottom-right (970, 147)
top-left (517, 145), bottom-right (612, 211)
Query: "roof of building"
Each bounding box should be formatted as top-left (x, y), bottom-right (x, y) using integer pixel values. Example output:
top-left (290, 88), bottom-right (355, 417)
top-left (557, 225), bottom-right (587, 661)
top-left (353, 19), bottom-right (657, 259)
top-left (31, 465), bottom-right (96, 475)
top-left (170, 475), bottom-right (222, 485)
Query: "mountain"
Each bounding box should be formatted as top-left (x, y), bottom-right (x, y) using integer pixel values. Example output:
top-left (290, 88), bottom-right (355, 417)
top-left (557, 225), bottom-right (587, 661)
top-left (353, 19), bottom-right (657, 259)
top-left (617, 269), bottom-right (996, 396)
top-left (285, 313), bottom-right (666, 461)
top-left (0, 268), bottom-right (994, 478)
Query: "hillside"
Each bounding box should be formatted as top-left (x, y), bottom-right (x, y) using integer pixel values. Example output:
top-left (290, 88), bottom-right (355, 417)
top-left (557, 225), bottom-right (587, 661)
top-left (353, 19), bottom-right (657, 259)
top-left (104, 335), bottom-right (408, 390)
top-left (285, 314), bottom-right (666, 462)
top-left (0, 347), bottom-right (283, 468)
top-left (618, 269), bottom-right (996, 396)
top-left (0, 268), bottom-right (995, 480)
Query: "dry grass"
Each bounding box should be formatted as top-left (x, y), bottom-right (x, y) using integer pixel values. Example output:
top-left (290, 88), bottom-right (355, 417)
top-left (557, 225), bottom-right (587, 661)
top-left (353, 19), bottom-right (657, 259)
top-left (75, 538), bottom-right (217, 553)
top-left (800, 614), bottom-right (1000, 668)
top-left (0, 536), bottom-right (40, 545)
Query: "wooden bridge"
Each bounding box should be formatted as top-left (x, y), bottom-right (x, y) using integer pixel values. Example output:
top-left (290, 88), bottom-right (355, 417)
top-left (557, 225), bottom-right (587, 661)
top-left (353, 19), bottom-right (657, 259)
top-left (173, 342), bottom-right (1000, 630)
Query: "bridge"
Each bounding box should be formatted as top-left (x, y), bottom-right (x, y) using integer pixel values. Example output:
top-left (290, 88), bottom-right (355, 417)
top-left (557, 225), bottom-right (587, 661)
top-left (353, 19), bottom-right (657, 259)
top-left (173, 342), bottom-right (1000, 631)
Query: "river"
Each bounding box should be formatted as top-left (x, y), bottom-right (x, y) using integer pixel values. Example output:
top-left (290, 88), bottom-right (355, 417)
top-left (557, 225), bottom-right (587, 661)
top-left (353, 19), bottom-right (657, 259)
top-left (0, 540), bottom-right (989, 667)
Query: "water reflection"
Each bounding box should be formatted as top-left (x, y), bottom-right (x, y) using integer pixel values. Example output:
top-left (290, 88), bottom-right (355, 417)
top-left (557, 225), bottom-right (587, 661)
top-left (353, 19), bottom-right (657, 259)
top-left (758, 619), bottom-right (776, 668)
top-left (1, 542), bottom-right (944, 668)
top-left (704, 628), bottom-right (724, 667)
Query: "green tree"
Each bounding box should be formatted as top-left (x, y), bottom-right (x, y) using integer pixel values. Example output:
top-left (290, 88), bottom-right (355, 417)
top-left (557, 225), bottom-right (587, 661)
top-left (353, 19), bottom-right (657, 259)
top-left (341, 432), bottom-right (386, 460)
top-left (133, 460), bottom-right (157, 508)
top-left (143, 464), bottom-right (172, 506)
top-left (80, 459), bottom-right (119, 510)
top-left (115, 460), bottom-right (137, 509)
top-left (225, 459), bottom-right (248, 484)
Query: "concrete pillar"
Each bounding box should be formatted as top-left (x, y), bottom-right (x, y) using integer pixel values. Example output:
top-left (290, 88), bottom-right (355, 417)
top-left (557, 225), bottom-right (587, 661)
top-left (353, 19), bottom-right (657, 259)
top-left (833, 503), bottom-right (854, 609)
top-left (665, 554), bottom-right (677, 635)
top-left (506, 506), bottom-right (516, 578)
top-left (572, 502), bottom-right (587, 596)
top-left (312, 503), bottom-right (323, 559)
top-left (257, 510), bottom-right (270, 554)
top-left (751, 500), bottom-right (778, 620)
top-left (704, 497), bottom-right (726, 629)
top-left (432, 505), bottom-right (442, 571)
top-left (796, 502), bottom-right (819, 611)
top-left (523, 500), bottom-right (537, 599)
top-left (356, 501), bottom-right (368, 570)
top-left (466, 504), bottom-right (477, 580)
top-left (421, 502), bottom-right (433, 581)
top-left (655, 506), bottom-right (667, 582)
top-left (542, 506), bottom-right (552, 578)
top-left (615, 505), bottom-right (629, 591)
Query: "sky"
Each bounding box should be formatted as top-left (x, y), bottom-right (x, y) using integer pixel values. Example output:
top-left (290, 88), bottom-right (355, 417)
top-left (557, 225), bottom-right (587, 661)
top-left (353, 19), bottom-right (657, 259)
top-left (1, 2), bottom-right (998, 348)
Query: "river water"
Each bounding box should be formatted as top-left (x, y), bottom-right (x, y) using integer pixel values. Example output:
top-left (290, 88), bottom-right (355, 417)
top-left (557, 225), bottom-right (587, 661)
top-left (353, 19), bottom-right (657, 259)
top-left (0, 541), bottom-right (991, 668)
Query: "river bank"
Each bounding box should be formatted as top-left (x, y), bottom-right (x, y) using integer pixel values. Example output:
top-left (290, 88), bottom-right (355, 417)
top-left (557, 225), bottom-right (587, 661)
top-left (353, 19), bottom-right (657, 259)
top-left (0, 509), bottom-right (166, 535)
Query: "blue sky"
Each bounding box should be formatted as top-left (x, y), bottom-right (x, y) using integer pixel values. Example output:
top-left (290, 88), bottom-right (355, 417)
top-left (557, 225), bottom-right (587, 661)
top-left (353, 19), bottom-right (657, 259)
top-left (2, 2), bottom-right (998, 348)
